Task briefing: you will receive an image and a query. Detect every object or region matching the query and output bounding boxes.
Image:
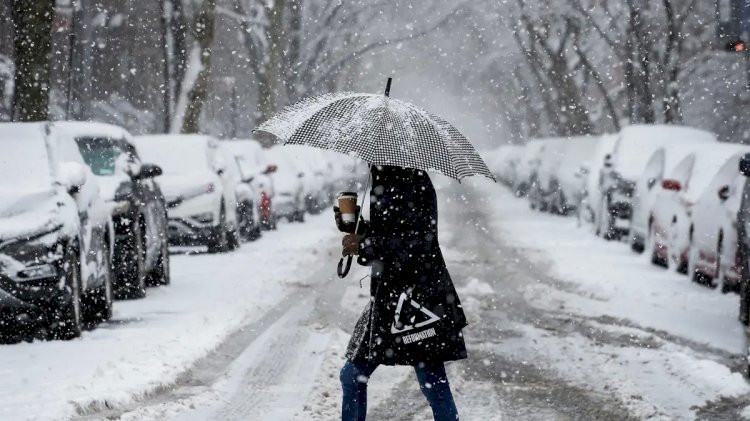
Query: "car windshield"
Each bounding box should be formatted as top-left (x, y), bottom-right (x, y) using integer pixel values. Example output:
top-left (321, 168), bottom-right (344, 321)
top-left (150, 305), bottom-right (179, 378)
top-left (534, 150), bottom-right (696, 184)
top-left (75, 137), bottom-right (127, 176)
top-left (0, 134), bottom-right (52, 192)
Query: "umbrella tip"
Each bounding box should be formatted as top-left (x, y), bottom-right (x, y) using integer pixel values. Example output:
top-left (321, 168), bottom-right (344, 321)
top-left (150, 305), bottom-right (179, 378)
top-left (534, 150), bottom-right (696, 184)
top-left (384, 77), bottom-right (392, 97)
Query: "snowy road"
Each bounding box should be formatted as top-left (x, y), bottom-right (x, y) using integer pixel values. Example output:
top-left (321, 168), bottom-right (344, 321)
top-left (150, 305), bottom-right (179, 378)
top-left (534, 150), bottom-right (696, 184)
top-left (4, 178), bottom-right (750, 420)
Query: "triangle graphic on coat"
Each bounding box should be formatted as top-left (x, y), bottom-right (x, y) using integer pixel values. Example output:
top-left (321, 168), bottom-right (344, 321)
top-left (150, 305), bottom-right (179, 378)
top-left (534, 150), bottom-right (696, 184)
top-left (390, 292), bottom-right (441, 334)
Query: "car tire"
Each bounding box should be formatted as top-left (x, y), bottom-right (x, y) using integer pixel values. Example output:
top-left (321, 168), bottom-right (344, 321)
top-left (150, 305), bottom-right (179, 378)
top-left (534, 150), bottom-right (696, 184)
top-left (83, 237), bottom-right (113, 323)
top-left (50, 244), bottom-right (83, 340)
top-left (117, 220), bottom-right (147, 300)
top-left (147, 227), bottom-right (171, 286)
top-left (598, 197), bottom-right (615, 241)
top-left (208, 206), bottom-right (229, 253)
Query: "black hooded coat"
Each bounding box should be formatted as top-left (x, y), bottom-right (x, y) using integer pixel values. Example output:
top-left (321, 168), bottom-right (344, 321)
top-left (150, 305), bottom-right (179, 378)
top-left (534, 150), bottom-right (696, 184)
top-left (345, 166), bottom-right (468, 366)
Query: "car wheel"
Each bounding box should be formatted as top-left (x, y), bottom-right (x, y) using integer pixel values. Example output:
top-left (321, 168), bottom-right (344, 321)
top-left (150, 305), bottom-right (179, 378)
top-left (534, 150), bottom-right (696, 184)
top-left (208, 206), bottom-right (229, 253)
top-left (50, 244), bottom-right (82, 340)
top-left (598, 197), bottom-right (614, 240)
top-left (147, 227), bottom-right (171, 286)
top-left (649, 225), bottom-right (668, 268)
top-left (84, 237), bottom-right (113, 323)
top-left (117, 220), bottom-right (147, 299)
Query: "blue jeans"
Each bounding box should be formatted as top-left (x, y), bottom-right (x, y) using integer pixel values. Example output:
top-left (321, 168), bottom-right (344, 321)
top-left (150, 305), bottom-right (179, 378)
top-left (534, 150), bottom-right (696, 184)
top-left (340, 360), bottom-right (459, 421)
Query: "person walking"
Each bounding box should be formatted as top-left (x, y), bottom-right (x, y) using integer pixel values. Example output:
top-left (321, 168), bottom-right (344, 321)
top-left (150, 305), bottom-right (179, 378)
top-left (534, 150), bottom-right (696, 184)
top-left (336, 165), bottom-right (467, 421)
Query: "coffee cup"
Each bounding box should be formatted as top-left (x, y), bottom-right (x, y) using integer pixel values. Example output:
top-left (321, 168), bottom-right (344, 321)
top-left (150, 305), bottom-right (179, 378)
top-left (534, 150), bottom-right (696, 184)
top-left (337, 192), bottom-right (358, 223)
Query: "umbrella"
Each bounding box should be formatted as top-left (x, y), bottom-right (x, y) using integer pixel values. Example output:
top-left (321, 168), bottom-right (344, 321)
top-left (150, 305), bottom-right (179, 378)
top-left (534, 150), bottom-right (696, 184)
top-left (255, 78), bottom-right (494, 277)
top-left (255, 78), bottom-right (495, 182)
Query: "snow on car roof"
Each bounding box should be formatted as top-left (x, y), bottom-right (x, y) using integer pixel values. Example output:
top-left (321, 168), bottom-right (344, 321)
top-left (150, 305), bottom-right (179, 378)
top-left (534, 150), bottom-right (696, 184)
top-left (53, 121), bottom-right (131, 142)
top-left (680, 143), bottom-right (750, 204)
top-left (133, 134), bottom-right (216, 174)
top-left (613, 125), bottom-right (716, 181)
top-left (0, 123), bottom-right (54, 191)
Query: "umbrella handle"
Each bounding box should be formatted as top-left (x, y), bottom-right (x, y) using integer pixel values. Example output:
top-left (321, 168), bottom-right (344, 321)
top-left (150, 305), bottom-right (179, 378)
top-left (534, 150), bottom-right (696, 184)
top-left (337, 255), bottom-right (353, 278)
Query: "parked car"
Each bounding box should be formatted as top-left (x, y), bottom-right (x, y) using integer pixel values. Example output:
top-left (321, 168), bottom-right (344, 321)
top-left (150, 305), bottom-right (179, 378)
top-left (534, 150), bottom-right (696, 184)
top-left (549, 136), bottom-right (602, 215)
top-left (734, 154), bottom-right (750, 326)
top-left (596, 125), bottom-right (716, 240)
top-left (578, 135), bottom-right (617, 229)
top-left (688, 150), bottom-right (749, 290)
top-left (528, 138), bottom-right (567, 212)
top-left (0, 122), bottom-right (113, 339)
top-left (514, 139), bottom-right (546, 197)
top-left (133, 135), bottom-right (240, 252)
top-left (629, 144), bottom-right (703, 253)
top-left (58, 122), bottom-right (170, 299)
top-left (262, 146), bottom-right (307, 222)
top-left (223, 139), bottom-right (280, 237)
top-left (648, 143), bottom-right (745, 273)
top-left (217, 143), bottom-right (261, 242)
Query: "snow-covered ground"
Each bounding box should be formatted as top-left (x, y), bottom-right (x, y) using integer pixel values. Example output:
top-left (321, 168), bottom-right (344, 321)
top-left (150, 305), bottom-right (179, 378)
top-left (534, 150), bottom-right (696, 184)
top-left (0, 213), bottom-right (338, 421)
top-left (3, 178), bottom-right (749, 421)
top-left (468, 179), bottom-right (750, 419)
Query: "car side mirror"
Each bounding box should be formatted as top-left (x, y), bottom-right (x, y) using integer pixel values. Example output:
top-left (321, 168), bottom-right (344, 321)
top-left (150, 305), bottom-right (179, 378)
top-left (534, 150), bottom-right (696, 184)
top-left (647, 177), bottom-right (657, 190)
top-left (740, 154), bottom-right (750, 177)
top-left (298, 172), bottom-right (305, 178)
top-left (718, 185), bottom-right (731, 202)
top-left (662, 179), bottom-right (681, 191)
top-left (263, 164), bottom-right (277, 175)
top-left (57, 162), bottom-right (87, 194)
top-left (135, 163), bottom-right (163, 179)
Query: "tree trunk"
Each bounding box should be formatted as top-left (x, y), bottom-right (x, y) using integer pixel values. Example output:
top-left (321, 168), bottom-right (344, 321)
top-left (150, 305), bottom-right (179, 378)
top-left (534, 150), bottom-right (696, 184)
top-left (10, 0), bottom-right (54, 122)
top-left (171, 0), bottom-right (188, 115)
top-left (159, 0), bottom-right (173, 133)
top-left (285, 0), bottom-right (302, 102)
top-left (258, 0), bottom-right (286, 124)
top-left (181, 0), bottom-right (216, 134)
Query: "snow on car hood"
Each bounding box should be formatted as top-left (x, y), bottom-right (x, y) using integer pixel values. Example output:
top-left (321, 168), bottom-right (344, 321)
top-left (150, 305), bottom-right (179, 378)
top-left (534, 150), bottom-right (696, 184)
top-left (0, 189), bottom-right (75, 241)
top-left (158, 172), bottom-right (219, 202)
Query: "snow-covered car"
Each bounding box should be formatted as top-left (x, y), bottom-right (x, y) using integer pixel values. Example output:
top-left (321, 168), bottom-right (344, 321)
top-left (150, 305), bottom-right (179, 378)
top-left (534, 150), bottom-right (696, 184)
top-left (484, 144), bottom-right (522, 186)
top-left (0, 122), bottom-right (113, 339)
top-left (688, 149), bottom-right (749, 291)
top-left (60, 122), bottom-right (170, 299)
top-left (223, 139), bottom-right (279, 231)
top-left (648, 143), bottom-right (746, 273)
top-left (133, 135), bottom-right (240, 252)
top-left (263, 146), bottom-right (306, 223)
top-left (218, 143), bottom-right (261, 242)
top-left (284, 145), bottom-right (331, 214)
top-left (528, 138), bottom-right (567, 212)
top-left (629, 144), bottom-right (704, 253)
top-left (596, 125), bottom-right (716, 240)
top-left (514, 139), bottom-right (546, 197)
top-left (578, 135), bottom-right (617, 229)
top-left (548, 136), bottom-right (602, 215)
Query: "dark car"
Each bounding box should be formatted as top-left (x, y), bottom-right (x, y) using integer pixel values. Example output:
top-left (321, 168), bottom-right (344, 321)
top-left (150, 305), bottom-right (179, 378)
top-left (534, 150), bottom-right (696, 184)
top-left (736, 153), bottom-right (750, 375)
top-left (0, 122), bottom-right (114, 340)
top-left (59, 123), bottom-right (170, 299)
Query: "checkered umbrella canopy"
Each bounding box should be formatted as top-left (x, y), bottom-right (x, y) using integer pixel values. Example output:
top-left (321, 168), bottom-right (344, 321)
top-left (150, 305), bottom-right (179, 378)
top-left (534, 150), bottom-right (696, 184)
top-left (255, 91), bottom-right (495, 181)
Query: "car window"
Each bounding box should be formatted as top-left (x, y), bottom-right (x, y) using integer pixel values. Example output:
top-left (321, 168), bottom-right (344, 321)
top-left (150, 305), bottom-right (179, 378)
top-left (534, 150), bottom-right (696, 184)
top-left (75, 137), bottom-right (129, 176)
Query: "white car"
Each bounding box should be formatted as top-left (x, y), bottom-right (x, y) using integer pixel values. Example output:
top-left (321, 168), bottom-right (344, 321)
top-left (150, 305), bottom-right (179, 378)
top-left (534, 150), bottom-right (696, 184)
top-left (223, 139), bottom-right (278, 233)
top-left (133, 135), bottom-right (240, 252)
top-left (263, 146), bottom-right (307, 222)
top-left (629, 144), bottom-right (704, 253)
top-left (649, 143), bottom-right (748, 273)
top-left (597, 125), bottom-right (716, 240)
top-left (0, 122), bottom-right (113, 339)
top-left (688, 150), bottom-right (750, 291)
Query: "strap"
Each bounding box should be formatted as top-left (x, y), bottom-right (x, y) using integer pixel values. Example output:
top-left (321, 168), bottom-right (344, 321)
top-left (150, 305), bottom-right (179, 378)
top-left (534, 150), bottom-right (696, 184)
top-left (337, 255), bottom-right (353, 278)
